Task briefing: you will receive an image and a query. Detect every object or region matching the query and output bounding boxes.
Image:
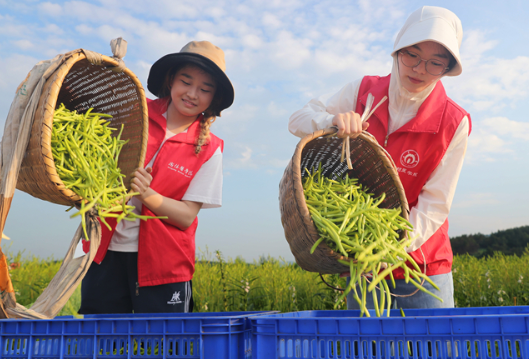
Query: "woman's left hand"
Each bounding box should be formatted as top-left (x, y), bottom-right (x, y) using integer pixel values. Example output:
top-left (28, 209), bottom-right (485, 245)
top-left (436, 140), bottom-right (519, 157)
top-left (131, 167), bottom-right (153, 199)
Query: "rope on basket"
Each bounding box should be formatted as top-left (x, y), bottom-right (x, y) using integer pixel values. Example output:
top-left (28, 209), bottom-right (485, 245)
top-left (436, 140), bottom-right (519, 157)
top-left (340, 94), bottom-right (387, 170)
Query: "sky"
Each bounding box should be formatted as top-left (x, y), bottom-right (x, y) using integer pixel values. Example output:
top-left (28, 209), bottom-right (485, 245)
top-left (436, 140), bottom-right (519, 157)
top-left (0, 0), bottom-right (528, 263)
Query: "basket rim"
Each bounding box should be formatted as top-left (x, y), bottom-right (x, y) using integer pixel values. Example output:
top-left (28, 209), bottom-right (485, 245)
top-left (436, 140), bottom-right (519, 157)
top-left (290, 127), bottom-right (410, 268)
top-left (39, 51), bottom-right (149, 205)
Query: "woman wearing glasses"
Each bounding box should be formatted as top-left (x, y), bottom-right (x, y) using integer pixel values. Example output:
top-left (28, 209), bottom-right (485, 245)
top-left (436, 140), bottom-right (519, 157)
top-left (288, 6), bottom-right (470, 309)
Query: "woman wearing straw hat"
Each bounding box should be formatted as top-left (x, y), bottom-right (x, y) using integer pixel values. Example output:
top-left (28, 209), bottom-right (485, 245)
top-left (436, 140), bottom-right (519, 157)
top-left (80, 41), bottom-right (234, 314)
top-left (289, 6), bottom-right (470, 309)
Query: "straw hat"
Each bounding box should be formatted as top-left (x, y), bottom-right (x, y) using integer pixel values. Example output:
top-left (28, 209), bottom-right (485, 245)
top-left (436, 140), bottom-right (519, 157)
top-left (147, 41), bottom-right (235, 113)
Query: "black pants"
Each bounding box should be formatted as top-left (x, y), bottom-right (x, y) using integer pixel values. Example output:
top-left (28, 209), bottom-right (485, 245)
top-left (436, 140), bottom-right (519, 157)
top-left (79, 250), bottom-right (193, 314)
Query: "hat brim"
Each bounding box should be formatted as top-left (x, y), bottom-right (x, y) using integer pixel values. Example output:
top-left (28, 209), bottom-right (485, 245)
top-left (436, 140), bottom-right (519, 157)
top-left (147, 53), bottom-right (235, 112)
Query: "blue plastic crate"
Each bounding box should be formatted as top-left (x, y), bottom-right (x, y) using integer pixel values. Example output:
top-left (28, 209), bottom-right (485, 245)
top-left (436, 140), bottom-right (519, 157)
top-left (0, 311), bottom-right (276, 359)
top-left (250, 307), bottom-right (529, 359)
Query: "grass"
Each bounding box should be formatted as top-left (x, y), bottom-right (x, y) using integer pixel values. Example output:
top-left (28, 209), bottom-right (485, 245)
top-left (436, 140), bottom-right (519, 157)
top-left (5, 247), bottom-right (529, 316)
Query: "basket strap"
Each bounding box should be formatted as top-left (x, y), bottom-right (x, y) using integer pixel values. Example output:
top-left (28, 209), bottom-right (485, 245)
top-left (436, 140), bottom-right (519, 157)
top-left (0, 55), bottom-right (65, 318)
top-left (319, 273), bottom-right (345, 291)
top-left (6, 209), bottom-right (101, 319)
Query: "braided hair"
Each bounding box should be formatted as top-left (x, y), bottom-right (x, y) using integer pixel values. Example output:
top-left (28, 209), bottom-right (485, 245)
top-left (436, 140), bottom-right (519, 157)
top-left (195, 97), bottom-right (222, 155)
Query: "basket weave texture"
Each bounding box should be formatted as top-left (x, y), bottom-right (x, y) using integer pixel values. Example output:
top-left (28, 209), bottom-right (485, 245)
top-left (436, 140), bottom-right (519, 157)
top-left (279, 128), bottom-right (409, 274)
top-left (16, 51), bottom-right (149, 206)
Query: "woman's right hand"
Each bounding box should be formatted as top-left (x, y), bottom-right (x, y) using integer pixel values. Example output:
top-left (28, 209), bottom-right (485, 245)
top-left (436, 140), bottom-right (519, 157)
top-left (332, 111), bottom-right (369, 138)
top-left (131, 167), bottom-right (153, 201)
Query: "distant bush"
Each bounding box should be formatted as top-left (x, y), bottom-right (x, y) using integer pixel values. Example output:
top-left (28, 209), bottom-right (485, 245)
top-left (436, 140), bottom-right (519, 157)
top-left (451, 225), bottom-right (529, 258)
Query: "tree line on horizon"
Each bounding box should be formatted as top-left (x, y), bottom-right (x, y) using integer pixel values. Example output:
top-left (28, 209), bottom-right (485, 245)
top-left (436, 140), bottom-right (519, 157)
top-left (450, 225), bottom-right (529, 258)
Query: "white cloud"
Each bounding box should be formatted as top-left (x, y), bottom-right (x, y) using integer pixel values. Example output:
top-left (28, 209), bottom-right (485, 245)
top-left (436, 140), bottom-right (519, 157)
top-left (482, 117), bottom-right (529, 141)
top-left (269, 158), bottom-right (290, 168)
top-left (463, 114), bottom-right (529, 164)
top-left (205, 6), bottom-right (226, 18)
top-left (242, 34), bottom-right (264, 49)
top-left (447, 30), bottom-right (529, 113)
top-left (75, 24), bottom-right (93, 36)
top-left (93, 25), bottom-right (128, 44)
top-left (270, 31), bottom-right (312, 69)
top-left (42, 24), bottom-right (64, 35)
top-left (452, 192), bottom-right (499, 209)
top-left (225, 146), bottom-right (257, 169)
top-left (13, 39), bottom-right (33, 50)
top-left (262, 13), bottom-right (282, 29)
top-left (460, 30), bottom-right (498, 66)
top-left (466, 131), bottom-right (510, 163)
top-left (267, 101), bottom-right (288, 117)
top-left (0, 54), bottom-right (39, 91)
top-left (38, 2), bottom-right (63, 16)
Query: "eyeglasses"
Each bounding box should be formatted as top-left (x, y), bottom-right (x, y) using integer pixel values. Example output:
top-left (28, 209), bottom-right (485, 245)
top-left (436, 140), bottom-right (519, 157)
top-left (398, 50), bottom-right (449, 76)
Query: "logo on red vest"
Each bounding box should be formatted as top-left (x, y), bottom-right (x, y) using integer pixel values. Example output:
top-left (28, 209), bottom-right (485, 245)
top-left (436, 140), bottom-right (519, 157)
top-left (400, 150), bottom-right (419, 168)
top-left (168, 162), bottom-right (193, 178)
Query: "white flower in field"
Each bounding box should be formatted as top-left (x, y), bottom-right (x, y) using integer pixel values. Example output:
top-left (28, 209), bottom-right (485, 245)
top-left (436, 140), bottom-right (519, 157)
top-left (499, 297), bottom-right (504, 302)
top-left (203, 303), bottom-right (208, 311)
top-left (498, 290), bottom-right (501, 295)
top-left (488, 285), bottom-right (491, 289)
top-left (519, 275), bottom-right (524, 284)
top-left (487, 278), bottom-right (491, 283)
top-left (453, 268), bottom-right (457, 273)
top-left (241, 279), bottom-right (250, 293)
top-left (485, 271), bottom-right (490, 277)
top-left (288, 285), bottom-right (297, 298)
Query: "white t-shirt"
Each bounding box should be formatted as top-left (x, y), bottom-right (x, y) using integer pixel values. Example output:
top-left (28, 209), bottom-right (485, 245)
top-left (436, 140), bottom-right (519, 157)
top-left (108, 126), bottom-right (223, 252)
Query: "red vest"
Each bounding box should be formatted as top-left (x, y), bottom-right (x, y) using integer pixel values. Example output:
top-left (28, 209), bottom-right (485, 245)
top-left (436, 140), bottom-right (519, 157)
top-left (356, 75), bottom-right (471, 278)
top-left (84, 97), bottom-right (223, 286)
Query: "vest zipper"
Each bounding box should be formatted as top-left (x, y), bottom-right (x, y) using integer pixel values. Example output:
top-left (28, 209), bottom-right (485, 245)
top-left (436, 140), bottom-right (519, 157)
top-left (384, 135), bottom-right (389, 147)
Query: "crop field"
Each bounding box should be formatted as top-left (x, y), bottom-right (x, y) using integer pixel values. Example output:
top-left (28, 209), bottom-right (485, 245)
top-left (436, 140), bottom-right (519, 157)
top-left (5, 247), bottom-right (529, 316)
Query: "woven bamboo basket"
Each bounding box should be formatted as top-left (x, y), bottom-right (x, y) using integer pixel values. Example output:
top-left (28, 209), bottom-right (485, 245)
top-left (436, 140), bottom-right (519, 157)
top-left (16, 51), bottom-right (149, 206)
top-left (279, 128), bottom-right (409, 274)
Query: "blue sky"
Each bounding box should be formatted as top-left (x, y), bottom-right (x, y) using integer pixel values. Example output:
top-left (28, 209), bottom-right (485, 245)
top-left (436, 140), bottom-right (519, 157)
top-left (1, 0), bottom-right (528, 262)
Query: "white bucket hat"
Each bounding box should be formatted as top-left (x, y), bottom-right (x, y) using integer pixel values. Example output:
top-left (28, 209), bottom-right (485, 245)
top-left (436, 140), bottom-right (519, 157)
top-left (391, 6), bottom-right (463, 77)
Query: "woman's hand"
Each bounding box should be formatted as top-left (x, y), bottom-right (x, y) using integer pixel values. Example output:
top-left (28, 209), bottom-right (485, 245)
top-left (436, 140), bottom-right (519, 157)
top-left (131, 167), bottom-right (153, 200)
top-left (332, 111), bottom-right (369, 138)
top-left (130, 166), bottom-right (202, 230)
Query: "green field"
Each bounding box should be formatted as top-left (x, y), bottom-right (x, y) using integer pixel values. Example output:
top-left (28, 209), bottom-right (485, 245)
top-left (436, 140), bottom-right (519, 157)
top-left (6, 247), bottom-right (529, 316)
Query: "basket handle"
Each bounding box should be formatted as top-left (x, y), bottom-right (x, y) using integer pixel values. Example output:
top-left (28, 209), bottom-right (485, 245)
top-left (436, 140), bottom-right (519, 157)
top-left (340, 94), bottom-right (388, 170)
